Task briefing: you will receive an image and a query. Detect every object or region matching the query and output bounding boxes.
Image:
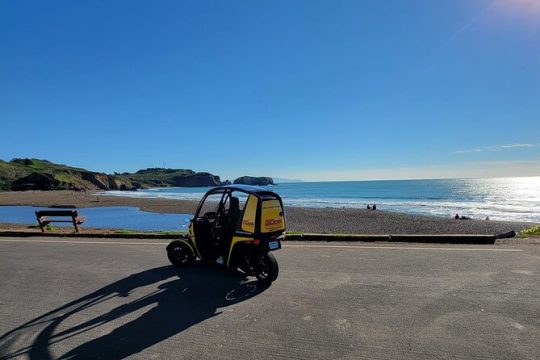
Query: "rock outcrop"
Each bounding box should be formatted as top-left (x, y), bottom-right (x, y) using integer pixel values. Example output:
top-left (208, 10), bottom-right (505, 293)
top-left (81, 172), bottom-right (138, 191)
top-left (171, 173), bottom-right (222, 187)
top-left (233, 176), bottom-right (274, 186)
top-left (11, 172), bottom-right (63, 191)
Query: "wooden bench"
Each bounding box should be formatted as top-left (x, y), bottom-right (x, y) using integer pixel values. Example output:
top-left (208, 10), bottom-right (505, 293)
top-left (35, 210), bottom-right (86, 233)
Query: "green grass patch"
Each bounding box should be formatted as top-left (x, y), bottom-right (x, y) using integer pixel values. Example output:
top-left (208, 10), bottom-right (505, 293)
top-left (518, 226), bottom-right (540, 238)
top-left (115, 229), bottom-right (138, 234)
top-left (154, 230), bottom-right (188, 235)
top-left (54, 172), bottom-right (78, 183)
top-left (27, 224), bottom-right (54, 231)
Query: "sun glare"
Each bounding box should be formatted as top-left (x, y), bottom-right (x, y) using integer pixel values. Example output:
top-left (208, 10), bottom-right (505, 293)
top-left (497, 0), bottom-right (540, 17)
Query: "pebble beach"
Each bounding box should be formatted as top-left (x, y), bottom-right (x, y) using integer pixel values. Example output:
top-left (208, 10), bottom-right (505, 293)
top-left (0, 190), bottom-right (535, 235)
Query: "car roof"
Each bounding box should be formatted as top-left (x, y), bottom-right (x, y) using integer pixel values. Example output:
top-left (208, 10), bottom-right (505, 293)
top-left (212, 184), bottom-right (271, 193)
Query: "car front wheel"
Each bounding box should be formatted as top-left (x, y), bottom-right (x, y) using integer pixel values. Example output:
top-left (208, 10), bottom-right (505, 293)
top-left (167, 241), bottom-right (195, 267)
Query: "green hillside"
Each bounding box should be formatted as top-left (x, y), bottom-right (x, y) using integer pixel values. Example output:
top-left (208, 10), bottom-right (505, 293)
top-left (125, 168), bottom-right (196, 187)
top-left (0, 158), bottom-right (224, 191)
top-left (0, 160), bottom-right (31, 190)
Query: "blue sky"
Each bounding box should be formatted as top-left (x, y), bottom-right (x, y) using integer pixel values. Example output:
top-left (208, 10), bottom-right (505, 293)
top-left (1, 0), bottom-right (539, 181)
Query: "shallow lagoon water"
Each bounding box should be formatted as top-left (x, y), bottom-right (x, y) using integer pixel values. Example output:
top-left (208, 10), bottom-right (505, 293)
top-left (0, 206), bottom-right (192, 231)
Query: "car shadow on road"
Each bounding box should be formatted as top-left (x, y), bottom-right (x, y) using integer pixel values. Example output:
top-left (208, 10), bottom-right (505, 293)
top-left (0, 265), bottom-right (268, 360)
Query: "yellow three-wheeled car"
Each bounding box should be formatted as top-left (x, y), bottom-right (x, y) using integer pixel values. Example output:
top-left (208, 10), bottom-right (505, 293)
top-left (166, 185), bottom-right (285, 283)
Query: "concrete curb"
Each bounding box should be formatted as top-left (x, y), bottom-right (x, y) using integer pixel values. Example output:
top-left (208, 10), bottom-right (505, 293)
top-left (284, 233), bottom-right (498, 244)
top-left (0, 230), bottom-right (516, 244)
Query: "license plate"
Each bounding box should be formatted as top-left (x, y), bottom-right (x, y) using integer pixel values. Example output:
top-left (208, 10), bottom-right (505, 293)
top-left (268, 240), bottom-right (280, 250)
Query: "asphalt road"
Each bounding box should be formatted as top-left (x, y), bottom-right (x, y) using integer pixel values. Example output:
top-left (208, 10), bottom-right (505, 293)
top-left (0, 237), bottom-right (538, 360)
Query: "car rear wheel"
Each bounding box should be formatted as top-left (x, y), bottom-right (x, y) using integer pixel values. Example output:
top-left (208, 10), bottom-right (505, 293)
top-left (255, 252), bottom-right (279, 283)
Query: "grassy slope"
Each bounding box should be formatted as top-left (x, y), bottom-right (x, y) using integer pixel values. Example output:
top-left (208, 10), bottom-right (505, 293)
top-left (1, 159), bottom-right (98, 190)
top-left (0, 160), bottom-right (31, 190)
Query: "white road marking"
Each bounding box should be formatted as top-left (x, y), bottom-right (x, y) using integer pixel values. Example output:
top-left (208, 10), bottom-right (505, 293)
top-left (0, 238), bottom-right (524, 252)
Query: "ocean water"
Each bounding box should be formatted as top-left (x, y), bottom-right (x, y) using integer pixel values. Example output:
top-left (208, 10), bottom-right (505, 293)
top-left (105, 177), bottom-right (540, 223)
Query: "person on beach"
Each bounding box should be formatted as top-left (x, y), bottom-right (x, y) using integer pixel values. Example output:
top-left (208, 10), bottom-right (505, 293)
top-left (367, 204), bottom-right (371, 210)
top-left (372, 204), bottom-right (377, 210)
top-left (455, 214), bottom-right (460, 219)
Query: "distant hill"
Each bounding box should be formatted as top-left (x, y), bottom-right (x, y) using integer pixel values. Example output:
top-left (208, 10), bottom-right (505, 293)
top-left (273, 177), bottom-right (304, 183)
top-left (0, 159), bottom-right (223, 191)
top-left (126, 168), bottom-right (222, 187)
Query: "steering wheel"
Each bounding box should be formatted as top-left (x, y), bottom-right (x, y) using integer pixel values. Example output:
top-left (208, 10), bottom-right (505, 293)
top-left (202, 211), bottom-right (217, 222)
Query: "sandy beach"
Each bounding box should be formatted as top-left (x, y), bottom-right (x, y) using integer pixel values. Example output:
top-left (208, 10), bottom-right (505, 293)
top-left (0, 190), bottom-right (535, 235)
